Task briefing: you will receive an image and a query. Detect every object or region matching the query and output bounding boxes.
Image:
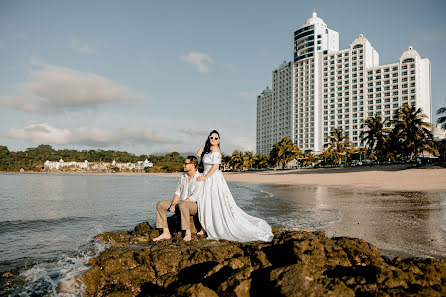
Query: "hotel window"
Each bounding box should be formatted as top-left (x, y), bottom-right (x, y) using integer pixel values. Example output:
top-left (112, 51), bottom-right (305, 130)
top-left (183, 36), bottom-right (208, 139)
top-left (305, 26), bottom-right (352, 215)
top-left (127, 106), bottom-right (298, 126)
top-left (393, 97), bottom-right (398, 102)
top-left (392, 67), bottom-right (398, 71)
top-left (410, 70), bottom-right (415, 74)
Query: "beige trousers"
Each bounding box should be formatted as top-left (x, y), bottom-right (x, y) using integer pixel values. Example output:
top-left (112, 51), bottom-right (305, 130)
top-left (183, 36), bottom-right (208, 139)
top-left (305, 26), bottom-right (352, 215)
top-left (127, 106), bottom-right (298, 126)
top-left (156, 200), bottom-right (198, 231)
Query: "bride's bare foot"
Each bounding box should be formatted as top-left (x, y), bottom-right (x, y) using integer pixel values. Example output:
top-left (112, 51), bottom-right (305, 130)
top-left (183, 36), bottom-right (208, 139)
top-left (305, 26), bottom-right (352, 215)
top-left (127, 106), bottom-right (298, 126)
top-left (183, 229), bottom-right (192, 241)
top-left (197, 229), bottom-right (206, 236)
top-left (153, 232), bottom-right (171, 241)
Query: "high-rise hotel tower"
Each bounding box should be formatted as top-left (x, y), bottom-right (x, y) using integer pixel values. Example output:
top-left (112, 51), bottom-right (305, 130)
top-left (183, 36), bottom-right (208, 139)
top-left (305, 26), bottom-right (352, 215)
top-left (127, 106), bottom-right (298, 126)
top-left (256, 12), bottom-right (431, 155)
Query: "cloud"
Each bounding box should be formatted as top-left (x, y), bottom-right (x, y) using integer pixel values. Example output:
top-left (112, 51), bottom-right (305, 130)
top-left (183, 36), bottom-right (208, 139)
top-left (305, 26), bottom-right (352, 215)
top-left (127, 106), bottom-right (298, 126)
top-left (223, 64), bottom-right (240, 73)
top-left (29, 56), bottom-right (46, 67)
top-left (70, 39), bottom-right (94, 54)
top-left (231, 136), bottom-right (255, 152)
top-left (8, 123), bottom-right (178, 147)
top-left (0, 58), bottom-right (142, 112)
top-left (179, 128), bottom-right (209, 136)
top-left (414, 27), bottom-right (445, 41)
top-left (419, 32), bottom-right (444, 41)
top-left (239, 89), bottom-right (263, 100)
top-left (180, 52), bottom-right (214, 74)
top-left (0, 42), bottom-right (5, 49)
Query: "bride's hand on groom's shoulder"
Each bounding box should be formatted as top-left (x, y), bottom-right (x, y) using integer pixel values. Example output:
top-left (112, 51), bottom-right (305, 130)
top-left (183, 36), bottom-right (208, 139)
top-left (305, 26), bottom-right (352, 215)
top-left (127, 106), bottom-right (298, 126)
top-left (197, 176), bottom-right (206, 182)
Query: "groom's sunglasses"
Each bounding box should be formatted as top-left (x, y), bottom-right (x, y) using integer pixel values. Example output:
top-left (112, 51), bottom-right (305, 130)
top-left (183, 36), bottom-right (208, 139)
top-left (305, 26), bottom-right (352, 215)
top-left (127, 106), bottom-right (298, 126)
top-left (209, 136), bottom-right (219, 140)
top-left (183, 162), bottom-right (193, 165)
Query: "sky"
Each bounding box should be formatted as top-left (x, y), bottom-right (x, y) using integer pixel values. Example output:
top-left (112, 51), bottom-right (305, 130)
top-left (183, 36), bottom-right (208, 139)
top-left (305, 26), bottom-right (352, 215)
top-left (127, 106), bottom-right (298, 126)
top-left (1, 0), bottom-right (445, 155)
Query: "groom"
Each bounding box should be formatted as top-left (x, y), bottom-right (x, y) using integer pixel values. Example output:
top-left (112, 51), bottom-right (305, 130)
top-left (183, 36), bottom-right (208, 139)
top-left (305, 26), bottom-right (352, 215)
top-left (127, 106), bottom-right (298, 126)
top-left (153, 156), bottom-right (203, 242)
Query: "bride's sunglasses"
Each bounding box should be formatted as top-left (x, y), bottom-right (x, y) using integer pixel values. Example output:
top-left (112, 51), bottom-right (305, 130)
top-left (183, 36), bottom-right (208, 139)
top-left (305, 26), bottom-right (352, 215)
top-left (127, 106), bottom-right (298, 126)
top-left (209, 136), bottom-right (219, 140)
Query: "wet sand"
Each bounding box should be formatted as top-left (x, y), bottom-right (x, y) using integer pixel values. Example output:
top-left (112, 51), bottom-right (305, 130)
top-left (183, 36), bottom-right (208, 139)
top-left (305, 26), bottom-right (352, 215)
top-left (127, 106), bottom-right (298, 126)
top-left (257, 184), bottom-right (446, 259)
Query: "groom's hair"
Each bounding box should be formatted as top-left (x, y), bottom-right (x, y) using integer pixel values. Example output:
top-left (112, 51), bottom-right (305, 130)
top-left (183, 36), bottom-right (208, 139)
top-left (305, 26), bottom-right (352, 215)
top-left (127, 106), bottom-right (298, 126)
top-left (186, 156), bottom-right (198, 167)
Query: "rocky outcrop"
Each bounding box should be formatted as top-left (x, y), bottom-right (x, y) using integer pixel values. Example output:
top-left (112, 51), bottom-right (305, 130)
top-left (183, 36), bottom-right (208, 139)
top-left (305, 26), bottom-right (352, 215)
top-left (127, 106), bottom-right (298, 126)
top-left (83, 221), bottom-right (446, 296)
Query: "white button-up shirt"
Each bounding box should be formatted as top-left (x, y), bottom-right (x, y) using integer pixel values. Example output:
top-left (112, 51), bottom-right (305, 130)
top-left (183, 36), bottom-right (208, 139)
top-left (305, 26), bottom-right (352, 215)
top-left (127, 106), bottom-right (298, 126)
top-left (174, 171), bottom-right (203, 202)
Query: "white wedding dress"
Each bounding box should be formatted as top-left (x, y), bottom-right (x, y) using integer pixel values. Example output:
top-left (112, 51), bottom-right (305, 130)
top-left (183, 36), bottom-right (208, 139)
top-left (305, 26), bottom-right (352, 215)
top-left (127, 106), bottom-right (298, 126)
top-left (197, 152), bottom-right (273, 242)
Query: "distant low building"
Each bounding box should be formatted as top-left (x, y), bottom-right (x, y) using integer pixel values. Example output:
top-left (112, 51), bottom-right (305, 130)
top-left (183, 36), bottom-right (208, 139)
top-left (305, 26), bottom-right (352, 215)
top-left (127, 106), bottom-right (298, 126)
top-left (44, 159), bottom-right (89, 170)
top-left (111, 159), bottom-right (153, 171)
top-left (44, 159), bottom-right (153, 171)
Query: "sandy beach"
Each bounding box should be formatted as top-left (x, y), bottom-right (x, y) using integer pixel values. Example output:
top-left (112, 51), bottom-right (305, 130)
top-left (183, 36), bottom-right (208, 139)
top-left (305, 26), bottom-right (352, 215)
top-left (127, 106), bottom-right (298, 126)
top-left (223, 164), bottom-right (446, 192)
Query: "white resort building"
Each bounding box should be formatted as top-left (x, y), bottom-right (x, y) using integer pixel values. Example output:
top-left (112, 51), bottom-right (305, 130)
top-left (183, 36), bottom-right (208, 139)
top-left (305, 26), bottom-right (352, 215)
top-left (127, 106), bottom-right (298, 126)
top-left (256, 12), bottom-right (432, 155)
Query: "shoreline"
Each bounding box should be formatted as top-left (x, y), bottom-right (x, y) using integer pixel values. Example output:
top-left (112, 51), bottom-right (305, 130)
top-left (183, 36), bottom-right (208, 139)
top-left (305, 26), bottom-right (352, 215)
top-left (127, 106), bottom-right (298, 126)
top-left (4, 164), bottom-right (446, 192)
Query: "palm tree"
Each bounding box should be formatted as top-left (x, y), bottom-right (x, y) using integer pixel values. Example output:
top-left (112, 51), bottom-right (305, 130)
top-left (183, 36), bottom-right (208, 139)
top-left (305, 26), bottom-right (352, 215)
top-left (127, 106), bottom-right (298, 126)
top-left (437, 106), bottom-right (446, 130)
top-left (252, 154), bottom-right (269, 169)
top-left (243, 151), bottom-right (254, 170)
top-left (325, 127), bottom-right (353, 164)
top-left (391, 104), bottom-right (432, 161)
top-left (360, 115), bottom-right (389, 160)
top-left (270, 137), bottom-right (300, 169)
top-left (230, 150), bottom-right (245, 170)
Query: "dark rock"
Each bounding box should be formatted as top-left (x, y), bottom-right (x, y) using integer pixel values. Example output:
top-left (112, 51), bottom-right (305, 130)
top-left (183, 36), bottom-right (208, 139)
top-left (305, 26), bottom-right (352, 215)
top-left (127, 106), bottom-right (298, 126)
top-left (175, 283), bottom-right (218, 297)
top-left (131, 222), bottom-right (153, 236)
top-left (82, 224), bottom-right (446, 297)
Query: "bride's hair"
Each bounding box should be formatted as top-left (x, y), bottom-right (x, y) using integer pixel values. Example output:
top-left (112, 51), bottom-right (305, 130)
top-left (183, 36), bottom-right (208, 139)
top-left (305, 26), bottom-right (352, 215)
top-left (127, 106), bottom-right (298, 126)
top-left (201, 130), bottom-right (220, 161)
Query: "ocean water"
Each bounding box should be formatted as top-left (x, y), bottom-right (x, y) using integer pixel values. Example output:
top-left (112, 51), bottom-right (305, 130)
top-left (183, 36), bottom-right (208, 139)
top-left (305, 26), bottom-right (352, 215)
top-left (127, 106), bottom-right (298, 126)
top-left (0, 173), bottom-right (339, 296)
top-left (1, 173), bottom-right (445, 296)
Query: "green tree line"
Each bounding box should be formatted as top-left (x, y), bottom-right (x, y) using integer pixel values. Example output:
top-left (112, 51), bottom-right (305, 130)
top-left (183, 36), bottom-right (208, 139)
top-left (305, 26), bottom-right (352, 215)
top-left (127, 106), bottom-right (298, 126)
top-left (0, 145), bottom-right (185, 173)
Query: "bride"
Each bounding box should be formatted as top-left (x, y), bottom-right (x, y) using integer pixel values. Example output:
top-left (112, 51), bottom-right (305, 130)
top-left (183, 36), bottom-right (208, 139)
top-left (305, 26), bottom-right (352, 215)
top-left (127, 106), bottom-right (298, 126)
top-left (195, 130), bottom-right (273, 242)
